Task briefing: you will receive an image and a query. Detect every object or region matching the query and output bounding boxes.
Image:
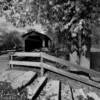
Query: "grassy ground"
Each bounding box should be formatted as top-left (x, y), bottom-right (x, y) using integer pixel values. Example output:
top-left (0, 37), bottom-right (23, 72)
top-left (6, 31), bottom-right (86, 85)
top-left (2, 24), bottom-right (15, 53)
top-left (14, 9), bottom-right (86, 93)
top-left (0, 54), bottom-right (9, 72)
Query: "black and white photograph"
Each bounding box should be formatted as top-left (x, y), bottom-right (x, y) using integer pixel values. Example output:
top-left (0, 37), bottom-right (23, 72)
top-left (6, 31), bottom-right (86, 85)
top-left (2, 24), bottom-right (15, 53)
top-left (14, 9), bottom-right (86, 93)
top-left (0, 0), bottom-right (100, 99)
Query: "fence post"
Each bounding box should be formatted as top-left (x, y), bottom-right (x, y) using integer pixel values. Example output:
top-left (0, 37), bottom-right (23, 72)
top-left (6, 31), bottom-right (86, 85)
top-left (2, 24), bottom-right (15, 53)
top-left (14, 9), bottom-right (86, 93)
top-left (40, 52), bottom-right (44, 76)
top-left (9, 52), bottom-right (13, 69)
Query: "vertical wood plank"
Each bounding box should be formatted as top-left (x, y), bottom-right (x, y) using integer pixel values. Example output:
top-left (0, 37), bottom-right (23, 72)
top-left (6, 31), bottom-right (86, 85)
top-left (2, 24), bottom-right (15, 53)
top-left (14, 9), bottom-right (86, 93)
top-left (40, 53), bottom-right (44, 76)
top-left (11, 55), bottom-right (13, 69)
top-left (9, 52), bottom-right (14, 69)
top-left (48, 40), bottom-right (51, 49)
top-left (42, 40), bottom-right (45, 48)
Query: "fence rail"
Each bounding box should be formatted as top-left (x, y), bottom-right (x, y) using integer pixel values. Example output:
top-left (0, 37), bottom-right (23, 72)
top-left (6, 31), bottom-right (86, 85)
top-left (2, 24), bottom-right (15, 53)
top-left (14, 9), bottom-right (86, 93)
top-left (41, 52), bottom-right (100, 77)
top-left (14, 52), bottom-right (41, 57)
top-left (9, 61), bottom-right (41, 67)
top-left (9, 52), bottom-right (100, 89)
top-left (11, 52), bottom-right (100, 77)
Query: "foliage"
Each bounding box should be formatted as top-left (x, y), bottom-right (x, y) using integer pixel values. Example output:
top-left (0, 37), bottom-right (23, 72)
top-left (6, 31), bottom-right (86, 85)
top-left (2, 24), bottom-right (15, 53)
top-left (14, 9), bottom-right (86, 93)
top-left (0, 31), bottom-right (23, 51)
top-left (45, 0), bottom-right (99, 57)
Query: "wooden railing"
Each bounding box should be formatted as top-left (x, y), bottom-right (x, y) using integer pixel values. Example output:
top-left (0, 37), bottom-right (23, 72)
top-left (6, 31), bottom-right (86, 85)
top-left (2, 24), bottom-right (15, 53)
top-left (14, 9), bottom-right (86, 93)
top-left (9, 52), bottom-right (100, 89)
top-left (41, 53), bottom-right (100, 77)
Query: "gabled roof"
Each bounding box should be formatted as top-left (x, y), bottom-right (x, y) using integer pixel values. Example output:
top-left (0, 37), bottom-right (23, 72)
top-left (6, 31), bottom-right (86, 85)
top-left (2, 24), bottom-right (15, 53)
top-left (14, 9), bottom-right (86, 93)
top-left (22, 30), bottom-right (51, 40)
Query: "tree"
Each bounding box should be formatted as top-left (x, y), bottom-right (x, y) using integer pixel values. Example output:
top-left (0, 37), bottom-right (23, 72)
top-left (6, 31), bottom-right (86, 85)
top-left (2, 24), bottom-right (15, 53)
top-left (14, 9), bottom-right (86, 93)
top-left (44, 0), bottom-right (99, 68)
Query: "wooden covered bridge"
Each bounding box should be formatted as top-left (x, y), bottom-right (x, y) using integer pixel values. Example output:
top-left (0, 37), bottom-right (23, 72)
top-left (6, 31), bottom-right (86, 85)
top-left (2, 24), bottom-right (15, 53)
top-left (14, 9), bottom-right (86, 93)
top-left (22, 30), bottom-right (52, 52)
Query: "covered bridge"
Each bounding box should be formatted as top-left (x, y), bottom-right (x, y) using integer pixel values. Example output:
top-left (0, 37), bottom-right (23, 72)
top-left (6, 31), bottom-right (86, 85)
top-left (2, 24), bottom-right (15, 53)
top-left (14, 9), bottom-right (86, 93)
top-left (22, 30), bottom-right (51, 52)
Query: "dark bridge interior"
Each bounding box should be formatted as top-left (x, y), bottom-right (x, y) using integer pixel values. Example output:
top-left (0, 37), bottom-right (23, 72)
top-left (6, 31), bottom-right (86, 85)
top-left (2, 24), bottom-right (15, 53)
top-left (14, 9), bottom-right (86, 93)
top-left (25, 36), bottom-right (42, 51)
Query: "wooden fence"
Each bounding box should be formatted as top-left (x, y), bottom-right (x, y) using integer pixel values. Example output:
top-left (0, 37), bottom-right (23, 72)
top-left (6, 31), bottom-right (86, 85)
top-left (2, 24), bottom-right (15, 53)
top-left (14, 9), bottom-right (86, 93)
top-left (9, 52), bottom-right (100, 89)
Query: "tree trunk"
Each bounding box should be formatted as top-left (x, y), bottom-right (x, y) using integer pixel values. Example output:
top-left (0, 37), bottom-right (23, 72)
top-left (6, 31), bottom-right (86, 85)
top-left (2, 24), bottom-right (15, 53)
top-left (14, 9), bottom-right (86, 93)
top-left (80, 45), bottom-right (90, 69)
top-left (70, 51), bottom-right (79, 65)
top-left (80, 55), bottom-right (90, 69)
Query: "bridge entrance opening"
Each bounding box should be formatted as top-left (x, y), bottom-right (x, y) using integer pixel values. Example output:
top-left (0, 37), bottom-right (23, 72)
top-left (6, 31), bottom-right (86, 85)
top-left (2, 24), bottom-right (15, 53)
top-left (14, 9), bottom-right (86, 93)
top-left (25, 36), bottom-right (42, 51)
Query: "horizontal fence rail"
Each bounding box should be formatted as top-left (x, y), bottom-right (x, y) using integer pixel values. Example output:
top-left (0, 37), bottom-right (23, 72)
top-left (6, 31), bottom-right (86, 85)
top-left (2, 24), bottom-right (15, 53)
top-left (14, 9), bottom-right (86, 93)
top-left (9, 61), bottom-right (41, 67)
top-left (9, 52), bottom-right (100, 89)
top-left (14, 52), bottom-right (41, 57)
top-left (41, 53), bottom-right (100, 77)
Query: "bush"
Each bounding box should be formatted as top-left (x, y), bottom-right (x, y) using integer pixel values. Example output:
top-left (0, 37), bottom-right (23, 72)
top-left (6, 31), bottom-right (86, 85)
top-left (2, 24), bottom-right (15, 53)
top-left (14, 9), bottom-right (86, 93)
top-left (0, 31), bottom-right (23, 51)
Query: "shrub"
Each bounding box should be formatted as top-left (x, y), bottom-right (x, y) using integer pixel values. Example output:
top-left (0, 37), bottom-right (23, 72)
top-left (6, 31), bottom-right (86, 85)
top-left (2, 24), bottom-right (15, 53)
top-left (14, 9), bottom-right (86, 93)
top-left (0, 31), bottom-right (23, 51)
